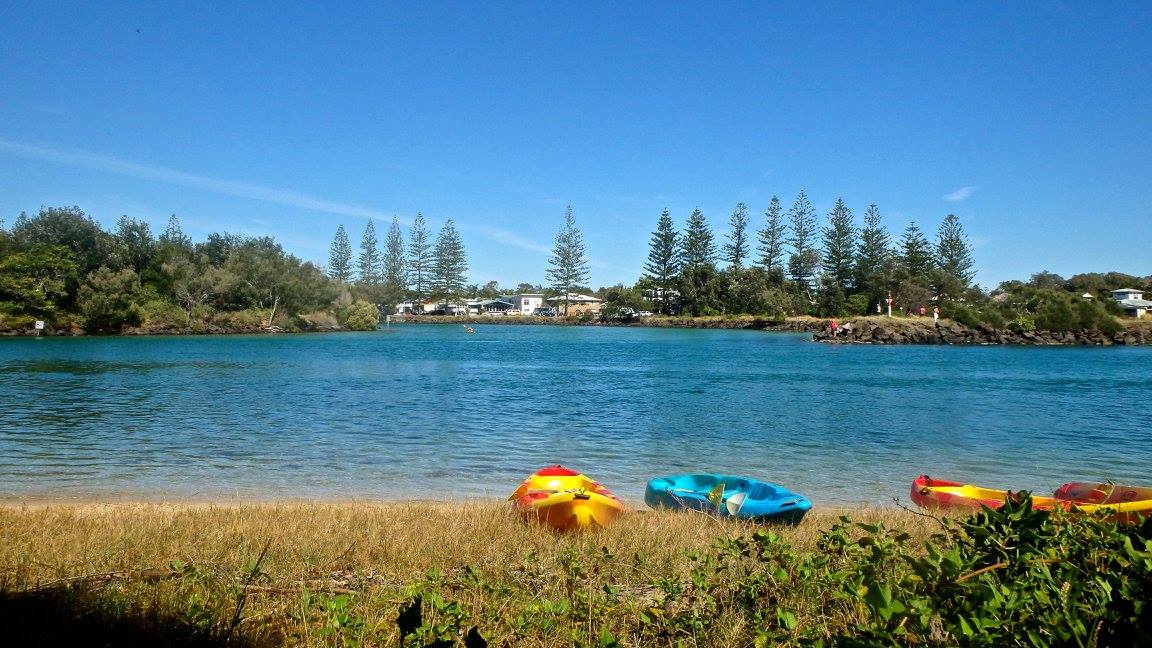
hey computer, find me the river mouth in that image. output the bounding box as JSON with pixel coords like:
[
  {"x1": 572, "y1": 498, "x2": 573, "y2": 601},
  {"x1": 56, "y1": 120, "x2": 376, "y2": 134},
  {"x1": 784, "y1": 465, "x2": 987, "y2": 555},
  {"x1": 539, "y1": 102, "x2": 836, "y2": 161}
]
[{"x1": 2, "y1": 325, "x2": 1149, "y2": 506}]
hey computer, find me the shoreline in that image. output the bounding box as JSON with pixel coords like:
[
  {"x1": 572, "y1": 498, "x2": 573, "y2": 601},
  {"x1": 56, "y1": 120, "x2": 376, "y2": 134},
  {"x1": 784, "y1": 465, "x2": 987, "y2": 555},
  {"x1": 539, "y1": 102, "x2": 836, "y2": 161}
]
[{"x1": 5, "y1": 313, "x2": 1149, "y2": 345}]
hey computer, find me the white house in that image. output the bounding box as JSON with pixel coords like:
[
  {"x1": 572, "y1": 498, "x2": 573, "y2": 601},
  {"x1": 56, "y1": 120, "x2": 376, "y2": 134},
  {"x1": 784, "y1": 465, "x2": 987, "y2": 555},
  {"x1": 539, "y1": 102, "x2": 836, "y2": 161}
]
[
  {"x1": 546, "y1": 293, "x2": 603, "y2": 315},
  {"x1": 1111, "y1": 288, "x2": 1152, "y2": 319},
  {"x1": 504, "y1": 293, "x2": 545, "y2": 315}
]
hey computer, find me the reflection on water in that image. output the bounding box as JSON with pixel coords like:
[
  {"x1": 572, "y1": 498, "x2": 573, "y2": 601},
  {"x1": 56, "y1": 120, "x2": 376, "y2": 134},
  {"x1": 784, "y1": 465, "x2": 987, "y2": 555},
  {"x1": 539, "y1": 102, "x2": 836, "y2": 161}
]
[{"x1": 1, "y1": 327, "x2": 1150, "y2": 505}]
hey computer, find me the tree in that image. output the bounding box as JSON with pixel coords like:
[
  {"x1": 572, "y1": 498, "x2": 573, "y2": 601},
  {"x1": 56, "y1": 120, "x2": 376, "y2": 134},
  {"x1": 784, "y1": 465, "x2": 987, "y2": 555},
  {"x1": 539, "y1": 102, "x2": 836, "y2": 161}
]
[
  {"x1": 786, "y1": 191, "x2": 820, "y2": 291},
  {"x1": 723, "y1": 203, "x2": 750, "y2": 270},
  {"x1": 936, "y1": 213, "x2": 975, "y2": 288},
  {"x1": 341, "y1": 300, "x2": 381, "y2": 331},
  {"x1": 855, "y1": 204, "x2": 893, "y2": 301},
  {"x1": 407, "y1": 213, "x2": 433, "y2": 305},
  {"x1": 11, "y1": 206, "x2": 112, "y2": 275},
  {"x1": 546, "y1": 206, "x2": 591, "y2": 316},
  {"x1": 432, "y1": 219, "x2": 468, "y2": 308},
  {"x1": 821, "y1": 198, "x2": 857, "y2": 292},
  {"x1": 0, "y1": 244, "x2": 80, "y2": 318},
  {"x1": 757, "y1": 196, "x2": 787, "y2": 272},
  {"x1": 328, "y1": 224, "x2": 353, "y2": 282},
  {"x1": 382, "y1": 217, "x2": 407, "y2": 307},
  {"x1": 114, "y1": 215, "x2": 156, "y2": 275},
  {"x1": 159, "y1": 214, "x2": 192, "y2": 251},
  {"x1": 899, "y1": 222, "x2": 935, "y2": 282},
  {"x1": 357, "y1": 219, "x2": 381, "y2": 286},
  {"x1": 643, "y1": 209, "x2": 680, "y2": 314},
  {"x1": 79, "y1": 266, "x2": 143, "y2": 333},
  {"x1": 681, "y1": 208, "x2": 715, "y2": 269}
]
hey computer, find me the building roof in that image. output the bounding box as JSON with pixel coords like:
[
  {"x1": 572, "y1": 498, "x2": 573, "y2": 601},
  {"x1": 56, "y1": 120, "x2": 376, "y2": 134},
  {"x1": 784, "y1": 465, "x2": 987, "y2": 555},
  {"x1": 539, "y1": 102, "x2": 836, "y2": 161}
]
[
  {"x1": 546, "y1": 293, "x2": 603, "y2": 303},
  {"x1": 1111, "y1": 288, "x2": 1144, "y2": 295},
  {"x1": 1119, "y1": 298, "x2": 1152, "y2": 309},
  {"x1": 480, "y1": 299, "x2": 514, "y2": 307}
]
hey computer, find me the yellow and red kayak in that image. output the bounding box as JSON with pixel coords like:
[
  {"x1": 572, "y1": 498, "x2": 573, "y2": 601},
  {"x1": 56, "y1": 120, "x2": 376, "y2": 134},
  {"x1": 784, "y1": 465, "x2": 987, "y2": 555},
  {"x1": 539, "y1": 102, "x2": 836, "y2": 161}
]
[
  {"x1": 912, "y1": 475, "x2": 1152, "y2": 523},
  {"x1": 510, "y1": 465, "x2": 625, "y2": 531}
]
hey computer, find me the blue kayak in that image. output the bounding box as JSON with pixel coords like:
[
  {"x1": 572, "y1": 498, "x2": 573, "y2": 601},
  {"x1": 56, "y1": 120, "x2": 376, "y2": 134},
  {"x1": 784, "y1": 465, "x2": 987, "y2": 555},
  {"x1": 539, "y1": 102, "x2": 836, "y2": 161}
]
[{"x1": 645, "y1": 474, "x2": 812, "y2": 523}]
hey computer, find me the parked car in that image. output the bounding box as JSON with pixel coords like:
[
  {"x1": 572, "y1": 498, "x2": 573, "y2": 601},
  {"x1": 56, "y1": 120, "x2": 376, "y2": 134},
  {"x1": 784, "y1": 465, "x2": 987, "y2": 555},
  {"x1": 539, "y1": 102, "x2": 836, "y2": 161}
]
[
  {"x1": 637, "y1": 311, "x2": 654, "y2": 317},
  {"x1": 533, "y1": 307, "x2": 558, "y2": 317}
]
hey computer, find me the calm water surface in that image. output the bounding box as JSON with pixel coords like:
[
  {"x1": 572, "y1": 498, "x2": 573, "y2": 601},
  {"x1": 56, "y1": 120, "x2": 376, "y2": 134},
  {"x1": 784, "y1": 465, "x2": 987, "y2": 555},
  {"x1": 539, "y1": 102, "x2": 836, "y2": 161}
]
[{"x1": 1, "y1": 325, "x2": 1150, "y2": 505}]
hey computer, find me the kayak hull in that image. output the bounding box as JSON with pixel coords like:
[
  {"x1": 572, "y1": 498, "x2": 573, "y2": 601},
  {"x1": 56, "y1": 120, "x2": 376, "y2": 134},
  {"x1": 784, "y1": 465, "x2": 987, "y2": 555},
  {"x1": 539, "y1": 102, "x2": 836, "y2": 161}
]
[
  {"x1": 645, "y1": 473, "x2": 811, "y2": 523},
  {"x1": 510, "y1": 465, "x2": 624, "y2": 531},
  {"x1": 912, "y1": 475, "x2": 1152, "y2": 523}
]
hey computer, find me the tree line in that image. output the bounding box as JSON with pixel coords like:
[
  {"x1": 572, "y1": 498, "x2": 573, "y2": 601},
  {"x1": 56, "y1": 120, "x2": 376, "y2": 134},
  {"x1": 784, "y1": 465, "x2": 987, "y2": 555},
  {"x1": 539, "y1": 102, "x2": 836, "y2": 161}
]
[
  {"x1": 327, "y1": 205, "x2": 592, "y2": 316},
  {"x1": 629, "y1": 191, "x2": 976, "y2": 320},
  {"x1": 2, "y1": 200, "x2": 1143, "y2": 335},
  {"x1": 0, "y1": 206, "x2": 347, "y2": 333}
]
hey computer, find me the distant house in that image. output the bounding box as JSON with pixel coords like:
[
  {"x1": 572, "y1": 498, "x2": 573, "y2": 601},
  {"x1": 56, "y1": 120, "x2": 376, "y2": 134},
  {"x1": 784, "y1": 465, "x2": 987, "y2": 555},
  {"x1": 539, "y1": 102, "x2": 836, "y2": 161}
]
[
  {"x1": 546, "y1": 293, "x2": 603, "y2": 316},
  {"x1": 478, "y1": 299, "x2": 515, "y2": 315},
  {"x1": 1111, "y1": 288, "x2": 1152, "y2": 319},
  {"x1": 505, "y1": 293, "x2": 545, "y2": 315}
]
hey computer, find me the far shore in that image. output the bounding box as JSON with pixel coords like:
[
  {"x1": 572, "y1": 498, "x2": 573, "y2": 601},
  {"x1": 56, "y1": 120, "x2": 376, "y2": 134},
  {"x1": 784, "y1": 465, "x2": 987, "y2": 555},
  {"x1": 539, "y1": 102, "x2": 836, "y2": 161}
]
[{"x1": 4, "y1": 313, "x2": 1149, "y2": 345}]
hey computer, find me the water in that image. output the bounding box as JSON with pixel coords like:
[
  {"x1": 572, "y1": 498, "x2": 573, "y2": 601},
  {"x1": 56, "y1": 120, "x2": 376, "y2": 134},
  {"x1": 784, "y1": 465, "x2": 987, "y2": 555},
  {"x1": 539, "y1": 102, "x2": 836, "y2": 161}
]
[{"x1": 1, "y1": 325, "x2": 1149, "y2": 506}]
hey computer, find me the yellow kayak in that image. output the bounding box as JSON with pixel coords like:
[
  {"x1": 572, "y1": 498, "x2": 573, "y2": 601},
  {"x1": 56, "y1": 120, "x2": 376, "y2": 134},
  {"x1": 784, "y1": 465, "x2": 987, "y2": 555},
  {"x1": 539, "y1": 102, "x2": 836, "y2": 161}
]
[
  {"x1": 510, "y1": 465, "x2": 625, "y2": 532},
  {"x1": 913, "y1": 475, "x2": 1152, "y2": 523}
]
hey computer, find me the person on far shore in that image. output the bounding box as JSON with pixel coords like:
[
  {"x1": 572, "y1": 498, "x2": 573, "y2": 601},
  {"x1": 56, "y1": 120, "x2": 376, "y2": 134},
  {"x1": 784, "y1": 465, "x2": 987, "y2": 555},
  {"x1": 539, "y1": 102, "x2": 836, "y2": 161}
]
[
  {"x1": 919, "y1": 305, "x2": 926, "y2": 317},
  {"x1": 830, "y1": 317, "x2": 838, "y2": 337},
  {"x1": 933, "y1": 306, "x2": 939, "y2": 323}
]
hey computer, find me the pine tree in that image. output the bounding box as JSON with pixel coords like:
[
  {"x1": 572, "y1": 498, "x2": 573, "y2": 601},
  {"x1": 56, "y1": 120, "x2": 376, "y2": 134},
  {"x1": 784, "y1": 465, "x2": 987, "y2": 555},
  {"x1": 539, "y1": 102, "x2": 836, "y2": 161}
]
[
  {"x1": 854, "y1": 204, "x2": 893, "y2": 299},
  {"x1": 546, "y1": 205, "x2": 591, "y2": 316},
  {"x1": 159, "y1": 214, "x2": 192, "y2": 251},
  {"x1": 357, "y1": 219, "x2": 381, "y2": 285},
  {"x1": 899, "y1": 221, "x2": 935, "y2": 282},
  {"x1": 383, "y1": 217, "x2": 406, "y2": 304},
  {"x1": 786, "y1": 190, "x2": 820, "y2": 289},
  {"x1": 407, "y1": 213, "x2": 433, "y2": 303},
  {"x1": 757, "y1": 196, "x2": 787, "y2": 271},
  {"x1": 723, "y1": 203, "x2": 750, "y2": 270},
  {"x1": 821, "y1": 198, "x2": 857, "y2": 292},
  {"x1": 681, "y1": 208, "x2": 715, "y2": 269},
  {"x1": 936, "y1": 214, "x2": 975, "y2": 286},
  {"x1": 432, "y1": 219, "x2": 468, "y2": 307},
  {"x1": 328, "y1": 224, "x2": 353, "y2": 283},
  {"x1": 644, "y1": 209, "x2": 680, "y2": 315}
]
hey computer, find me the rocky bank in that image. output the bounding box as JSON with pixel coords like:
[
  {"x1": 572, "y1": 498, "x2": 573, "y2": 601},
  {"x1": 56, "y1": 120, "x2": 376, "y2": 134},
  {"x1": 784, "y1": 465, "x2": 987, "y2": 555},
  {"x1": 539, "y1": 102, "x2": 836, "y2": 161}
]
[{"x1": 812, "y1": 317, "x2": 1152, "y2": 346}]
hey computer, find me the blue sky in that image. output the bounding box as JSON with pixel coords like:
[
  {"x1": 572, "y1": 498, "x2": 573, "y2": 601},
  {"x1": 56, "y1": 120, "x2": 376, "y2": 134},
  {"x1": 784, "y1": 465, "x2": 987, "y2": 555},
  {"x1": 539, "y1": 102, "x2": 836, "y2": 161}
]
[{"x1": 1, "y1": 2, "x2": 1149, "y2": 290}]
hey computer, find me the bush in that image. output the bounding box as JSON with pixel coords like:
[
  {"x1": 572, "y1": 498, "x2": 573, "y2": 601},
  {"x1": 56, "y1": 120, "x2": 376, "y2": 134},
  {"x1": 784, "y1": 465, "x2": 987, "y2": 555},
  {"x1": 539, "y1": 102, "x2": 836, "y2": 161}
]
[
  {"x1": 1008, "y1": 314, "x2": 1036, "y2": 333},
  {"x1": 139, "y1": 300, "x2": 189, "y2": 331},
  {"x1": 211, "y1": 308, "x2": 265, "y2": 331},
  {"x1": 340, "y1": 300, "x2": 380, "y2": 331},
  {"x1": 79, "y1": 267, "x2": 144, "y2": 333},
  {"x1": 942, "y1": 301, "x2": 980, "y2": 327},
  {"x1": 844, "y1": 293, "x2": 870, "y2": 316},
  {"x1": 978, "y1": 307, "x2": 1007, "y2": 329}
]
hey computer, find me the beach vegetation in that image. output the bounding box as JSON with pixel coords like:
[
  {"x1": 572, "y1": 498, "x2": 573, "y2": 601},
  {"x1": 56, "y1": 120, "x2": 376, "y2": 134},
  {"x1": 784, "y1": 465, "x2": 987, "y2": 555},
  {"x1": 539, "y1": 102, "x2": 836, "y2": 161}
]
[{"x1": 2, "y1": 500, "x2": 1149, "y2": 646}]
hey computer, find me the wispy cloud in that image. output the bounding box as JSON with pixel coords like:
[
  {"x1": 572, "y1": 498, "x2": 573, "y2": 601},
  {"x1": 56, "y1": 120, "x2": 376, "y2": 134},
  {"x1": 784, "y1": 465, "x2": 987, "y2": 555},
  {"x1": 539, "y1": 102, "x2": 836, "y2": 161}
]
[
  {"x1": 944, "y1": 185, "x2": 978, "y2": 201},
  {"x1": 0, "y1": 138, "x2": 401, "y2": 222},
  {"x1": 456, "y1": 223, "x2": 551, "y2": 254},
  {"x1": 0, "y1": 138, "x2": 554, "y2": 256}
]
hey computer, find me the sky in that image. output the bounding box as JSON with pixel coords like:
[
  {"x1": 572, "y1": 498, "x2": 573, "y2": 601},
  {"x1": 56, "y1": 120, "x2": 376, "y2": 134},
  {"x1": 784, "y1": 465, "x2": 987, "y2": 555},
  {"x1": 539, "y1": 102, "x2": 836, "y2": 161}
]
[{"x1": 1, "y1": 1, "x2": 1150, "y2": 290}]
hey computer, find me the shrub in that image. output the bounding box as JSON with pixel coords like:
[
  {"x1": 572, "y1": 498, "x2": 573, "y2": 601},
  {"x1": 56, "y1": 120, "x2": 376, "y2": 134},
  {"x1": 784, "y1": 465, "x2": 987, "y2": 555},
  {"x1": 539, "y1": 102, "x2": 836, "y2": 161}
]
[
  {"x1": 139, "y1": 300, "x2": 189, "y2": 331},
  {"x1": 340, "y1": 300, "x2": 380, "y2": 331},
  {"x1": 942, "y1": 301, "x2": 980, "y2": 327},
  {"x1": 978, "y1": 307, "x2": 1007, "y2": 329},
  {"x1": 1008, "y1": 314, "x2": 1036, "y2": 334},
  {"x1": 844, "y1": 293, "x2": 870, "y2": 316}
]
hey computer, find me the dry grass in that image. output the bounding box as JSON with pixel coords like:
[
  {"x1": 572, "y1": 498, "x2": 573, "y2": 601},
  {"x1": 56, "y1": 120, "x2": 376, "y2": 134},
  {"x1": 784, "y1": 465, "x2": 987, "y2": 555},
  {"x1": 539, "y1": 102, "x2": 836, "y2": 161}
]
[{"x1": 0, "y1": 501, "x2": 937, "y2": 646}]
